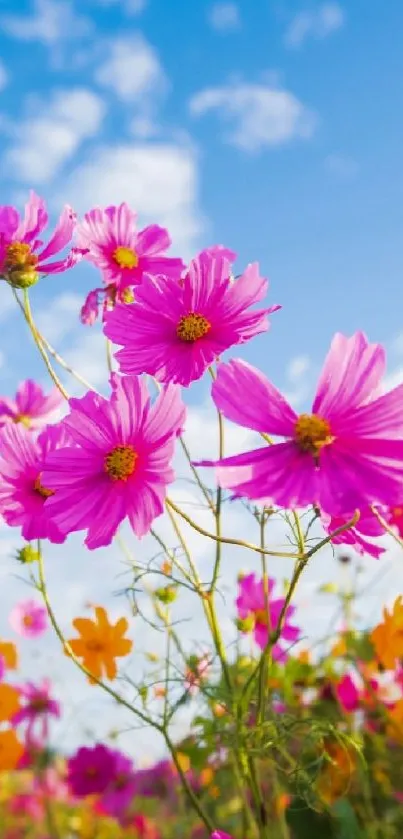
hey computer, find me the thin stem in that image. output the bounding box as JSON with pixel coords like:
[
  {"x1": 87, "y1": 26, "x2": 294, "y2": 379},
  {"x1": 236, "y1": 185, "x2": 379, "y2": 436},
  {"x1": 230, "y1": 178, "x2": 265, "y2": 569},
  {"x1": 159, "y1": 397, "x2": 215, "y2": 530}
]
[
  {"x1": 371, "y1": 506, "x2": 403, "y2": 550},
  {"x1": 179, "y1": 435, "x2": 215, "y2": 513},
  {"x1": 210, "y1": 404, "x2": 224, "y2": 591},
  {"x1": 22, "y1": 290, "x2": 69, "y2": 400},
  {"x1": 166, "y1": 498, "x2": 302, "y2": 560},
  {"x1": 164, "y1": 731, "x2": 215, "y2": 833},
  {"x1": 106, "y1": 337, "x2": 114, "y2": 374}
]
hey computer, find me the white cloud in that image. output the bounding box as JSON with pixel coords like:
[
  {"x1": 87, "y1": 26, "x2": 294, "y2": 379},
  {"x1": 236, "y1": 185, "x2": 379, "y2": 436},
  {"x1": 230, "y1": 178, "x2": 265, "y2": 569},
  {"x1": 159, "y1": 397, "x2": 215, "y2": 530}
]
[
  {"x1": 286, "y1": 355, "x2": 311, "y2": 381},
  {"x1": 36, "y1": 292, "x2": 83, "y2": 345},
  {"x1": 93, "y1": 0, "x2": 147, "y2": 14},
  {"x1": 189, "y1": 80, "x2": 316, "y2": 152},
  {"x1": 95, "y1": 34, "x2": 167, "y2": 107},
  {"x1": 1, "y1": 0, "x2": 92, "y2": 45},
  {"x1": 285, "y1": 3, "x2": 345, "y2": 49},
  {"x1": 208, "y1": 2, "x2": 240, "y2": 32},
  {"x1": 0, "y1": 60, "x2": 8, "y2": 90},
  {"x1": 58, "y1": 142, "x2": 204, "y2": 258},
  {"x1": 324, "y1": 153, "x2": 358, "y2": 178},
  {"x1": 4, "y1": 88, "x2": 106, "y2": 184}
]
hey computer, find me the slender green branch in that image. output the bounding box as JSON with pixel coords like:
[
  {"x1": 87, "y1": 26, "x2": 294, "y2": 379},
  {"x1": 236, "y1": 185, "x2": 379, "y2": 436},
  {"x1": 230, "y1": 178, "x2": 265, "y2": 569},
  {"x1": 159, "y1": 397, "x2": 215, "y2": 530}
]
[{"x1": 22, "y1": 289, "x2": 69, "y2": 400}]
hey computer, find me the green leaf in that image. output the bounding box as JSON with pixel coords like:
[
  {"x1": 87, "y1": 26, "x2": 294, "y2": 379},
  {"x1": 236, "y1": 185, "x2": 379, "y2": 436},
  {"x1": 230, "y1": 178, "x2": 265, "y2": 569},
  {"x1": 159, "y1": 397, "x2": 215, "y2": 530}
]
[
  {"x1": 332, "y1": 799, "x2": 364, "y2": 839},
  {"x1": 286, "y1": 798, "x2": 336, "y2": 839}
]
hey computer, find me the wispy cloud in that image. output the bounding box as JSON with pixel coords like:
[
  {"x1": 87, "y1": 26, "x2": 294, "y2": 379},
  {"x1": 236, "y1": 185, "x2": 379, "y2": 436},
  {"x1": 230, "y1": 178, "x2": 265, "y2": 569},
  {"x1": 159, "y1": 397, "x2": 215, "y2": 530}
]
[
  {"x1": 57, "y1": 142, "x2": 204, "y2": 258},
  {"x1": 93, "y1": 0, "x2": 147, "y2": 15},
  {"x1": 285, "y1": 3, "x2": 345, "y2": 49},
  {"x1": 189, "y1": 79, "x2": 316, "y2": 152},
  {"x1": 208, "y1": 2, "x2": 240, "y2": 32},
  {"x1": 94, "y1": 33, "x2": 167, "y2": 114},
  {"x1": 3, "y1": 88, "x2": 106, "y2": 184},
  {"x1": 1, "y1": 0, "x2": 93, "y2": 64}
]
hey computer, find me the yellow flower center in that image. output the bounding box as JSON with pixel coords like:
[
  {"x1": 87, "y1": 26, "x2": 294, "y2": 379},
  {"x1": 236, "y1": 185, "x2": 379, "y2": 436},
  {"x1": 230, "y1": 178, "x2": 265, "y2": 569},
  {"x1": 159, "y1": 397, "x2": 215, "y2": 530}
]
[
  {"x1": 34, "y1": 475, "x2": 55, "y2": 499},
  {"x1": 113, "y1": 246, "x2": 139, "y2": 269},
  {"x1": 104, "y1": 445, "x2": 137, "y2": 481},
  {"x1": 30, "y1": 697, "x2": 49, "y2": 713},
  {"x1": 23, "y1": 614, "x2": 34, "y2": 627},
  {"x1": 255, "y1": 609, "x2": 270, "y2": 627},
  {"x1": 3, "y1": 242, "x2": 39, "y2": 288},
  {"x1": 294, "y1": 414, "x2": 333, "y2": 456},
  {"x1": 176, "y1": 312, "x2": 211, "y2": 342},
  {"x1": 13, "y1": 414, "x2": 31, "y2": 428}
]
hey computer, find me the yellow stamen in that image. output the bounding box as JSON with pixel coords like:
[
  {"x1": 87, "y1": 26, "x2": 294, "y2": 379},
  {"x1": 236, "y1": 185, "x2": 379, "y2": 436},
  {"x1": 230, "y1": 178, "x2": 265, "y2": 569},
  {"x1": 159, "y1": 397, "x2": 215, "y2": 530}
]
[
  {"x1": 3, "y1": 242, "x2": 39, "y2": 289},
  {"x1": 104, "y1": 445, "x2": 137, "y2": 481},
  {"x1": 23, "y1": 614, "x2": 34, "y2": 627},
  {"x1": 113, "y1": 246, "x2": 139, "y2": 269},
  {"x1": 13, "y1": 414, "x2": 31, "y2": 428},
  {"x1": 255, "y1": 609, "x2": 270, "y2": 627},
  {"x1": 294, "y1": 414, "x2": 333, "y2": 456},
  {"x1": 34, "y1": 475, "x2": 54, "y2": 499},
  {"x1": 176, "y1": 312, "x2": 211, "y2": 342}
]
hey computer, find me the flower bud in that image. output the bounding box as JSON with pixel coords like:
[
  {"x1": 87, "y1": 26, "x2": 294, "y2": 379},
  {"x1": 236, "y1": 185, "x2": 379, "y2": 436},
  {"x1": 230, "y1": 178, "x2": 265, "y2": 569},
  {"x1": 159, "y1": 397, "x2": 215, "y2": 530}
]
[
  {"x1": 236, "y1": 615, "x2": 255, "y2": 633},
  {"x1": 15, "y1": 545, "x2": 40, "y2": 564},
  {"x1": 6, "y1": 268, "x2": 39, "y2": 289},
  {"x1": 154, "y1": 586, "x2": 177, "y2": 604}
]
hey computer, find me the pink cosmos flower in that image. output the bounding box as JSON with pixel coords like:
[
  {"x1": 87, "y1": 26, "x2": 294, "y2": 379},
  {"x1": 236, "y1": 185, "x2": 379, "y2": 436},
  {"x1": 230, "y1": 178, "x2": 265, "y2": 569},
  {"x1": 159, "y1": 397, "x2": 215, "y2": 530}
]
[
  {"x1": 0, "y1": 192, "x2": 83, "y2": 286},
  {"x1": 0, "y1": 380, "x2": 63, "y2": 430},
  {"x1": 12, "y1": 679, "x2": 60, "y2": 742},
  {"x1": 321, "y1": 506, "x2": 386, "y2": 559},
  {"x1": 9, "y1": 600, "x2": 48, "y2": 639},
  {"x1": 236, "y1": 573, "x2": 300, "y2": 659},
  {"x1": 67, "y1": 744, "x2": 117, "y2": 797},
  {"x1": 211, "y1": 832, "x2": 234, "y2": 839},
  {"x1": 76, "y1": 203, "x2": 184, "y2": 323},
  {"x1": 0, "y1": 424, "x2": 71, "y2": 543},
  {"x1": 199, "y1": 333, "x2": 403, "y2": 516},
  {"x1": 336, "y1": 673, "x2": 361, "y2": 712},
  {"x1": 104, "y1": 249, "x2": 279, "y2": 387},
  {"x1": 41, "y1": 374, "x2": 185, "y2": 549},
  {"x1": 101, "y1": 751, "x2": 136, "y2": 819}
]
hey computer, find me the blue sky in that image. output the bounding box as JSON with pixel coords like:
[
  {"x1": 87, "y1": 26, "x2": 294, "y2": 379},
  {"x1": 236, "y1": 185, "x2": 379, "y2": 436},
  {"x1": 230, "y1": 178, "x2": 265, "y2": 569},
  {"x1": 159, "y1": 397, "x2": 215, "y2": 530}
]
[{"x1": 1, "y1": 0, "x2": 403, "y2": 756}]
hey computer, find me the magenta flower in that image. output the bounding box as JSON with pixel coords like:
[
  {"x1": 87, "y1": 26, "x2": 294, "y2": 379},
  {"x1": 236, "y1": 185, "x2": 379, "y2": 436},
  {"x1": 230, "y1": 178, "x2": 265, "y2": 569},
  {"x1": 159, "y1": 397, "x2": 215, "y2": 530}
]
[
  {"x1": 104, "y1": 249, "x2": 279, "y2": 387},
  {"x1": 336, "y1": 674, "x2": 361, "y2": 712},
  {"x1": 101, "y1": 751, "x2": 136, "y2": 819},
  {"x1": 12, "y1": 679, "x2": 60, "y2": 742},
  {"x1": 211, "y1": 832, "x2": 234, "y2": 839},
  {"x1": 321, "y1": 506, "x2": 386, "y2": 559},
  {"x1": 41, "y1": 374, "x2": 185, "y2": 549},
  {"x1": 237, "y1": 573, "x2": 300, "y2": 659},
  {"x1": 67, "y1": 744, "x2": 117, "y2": 797},
  {"x1": 0, "y1": 423, "x2": 71, "y2": 543},
  {"x1": 0, "y1": 192, "x2": 83, "y2": 288},
  {"x1": 199, "y1": 333, "x2": 403, "y2": 516},
  {"x1": 0, "y1": 379, "x2": 63, "y2": 429},
  {"x1": 9, "y1": 599, "x2": 48, "y2": 639},
  {"x1": 76, "y1": 202, "x2": 184, "y2": 291}
]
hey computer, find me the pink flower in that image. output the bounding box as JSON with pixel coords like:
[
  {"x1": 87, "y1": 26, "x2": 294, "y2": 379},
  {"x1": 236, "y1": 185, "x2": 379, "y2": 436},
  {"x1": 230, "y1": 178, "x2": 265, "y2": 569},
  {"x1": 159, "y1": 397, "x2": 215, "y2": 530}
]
[
  {"x1": 0, "y1": 424, "x2": 71, "y2": 543},
  {"x1": 336, "y1": 673, "x2": 361, "y2": 712},
  {"x1": 387, "y1": 504, "x2": 403, "y2": 539},
  {"x1": 12, "y1": 679, "x2": 60, "y2": 742},
  {"x1": 104, "y1": 249, "x2": 279, "y2": 387},
  {"x1": 41, "y1": 374, "x2": 185, "y2": 549},
  {"x1": 236, "y1": 573, "x2": 300, "y2": 659},
  {"x1": 9, "y1": 600, "x2": 47, "y2": 639},
  {"x1": 185, "y1": 654, "x2": 211, "y2": 695},
  {"x1": 0, "y1": 192, "x2": 83, "y2": 287},
  {"x1": 199, "y1": 333, "x2": 403, "y2": 516},
  {"x1": 76, "y1": 202, "x2": 184, "y2": 291},
  {"x1": 101, "y1": 751, "x2": 136, "y2": 819},
  {"x1": 211, "y1": 832, "x2": 234, "y2": 839},
  {"x1": 67, "y1": 744, "x2": 117, "y2": 797},
  {"x1": 0, "y1": 380, "x2": 63, "y2": 430},
  {"x1": 321, "y1": 506, "x2": 386, "y2": 559}
]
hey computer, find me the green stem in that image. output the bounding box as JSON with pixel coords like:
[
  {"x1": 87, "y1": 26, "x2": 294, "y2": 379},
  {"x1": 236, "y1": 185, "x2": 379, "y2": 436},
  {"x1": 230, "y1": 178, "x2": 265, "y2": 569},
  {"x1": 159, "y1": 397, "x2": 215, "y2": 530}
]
[{"x1": 22, "y1": 289, "x2": 69, "y2": 400}]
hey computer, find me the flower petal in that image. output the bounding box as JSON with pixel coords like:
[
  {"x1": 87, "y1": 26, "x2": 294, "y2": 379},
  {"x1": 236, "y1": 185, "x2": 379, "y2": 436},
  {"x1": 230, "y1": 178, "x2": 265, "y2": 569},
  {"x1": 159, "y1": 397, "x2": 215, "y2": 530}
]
[{"x1": 212, "y1": 359, "x2": 297, "y2": 435}]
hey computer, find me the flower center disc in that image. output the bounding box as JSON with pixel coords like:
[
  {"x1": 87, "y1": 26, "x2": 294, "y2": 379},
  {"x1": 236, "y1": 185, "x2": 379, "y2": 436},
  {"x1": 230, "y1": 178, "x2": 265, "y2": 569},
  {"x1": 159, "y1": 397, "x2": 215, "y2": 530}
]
[
  {"x1": 4, "y1": 242, "x2": 38, "y2": 272},
  {"x1": 85, "y1": 639, "x2": 105, "y2": 653},
  {"x1": 255, "y1": 609, "x2": 270, "y2": 627},
  {"x1": 113, "y1": 246, "x2": 139, "y2": 269},
  {"x1": 176, "y1": 312, "x2": 211, "y2": 342},
  {"x1": 294, "y1": 414, "x2": 333, "y2": 456},
  {"x1": 104, "y1": 445, "x2": 137, "y2": 481},
  {"x1": 34, "y1": 474, "x2": 55, "y2": 499}
]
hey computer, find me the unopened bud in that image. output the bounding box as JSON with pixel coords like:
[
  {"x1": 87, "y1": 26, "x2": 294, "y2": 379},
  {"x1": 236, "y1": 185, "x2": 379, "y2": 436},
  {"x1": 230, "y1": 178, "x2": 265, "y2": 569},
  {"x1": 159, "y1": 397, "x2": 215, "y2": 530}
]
[
  {"x1": 155, "y1": 586, "x2": 177, "y2": 604},
  {"x1": 7, "y1": 269, "x2": 39, "y2": 289},
  {"x1": 236, "y1": 615, "x2": 255, "y2": 633},
  {"x1": 15, "y1": 545, "x2": 40, "y2": 564}
]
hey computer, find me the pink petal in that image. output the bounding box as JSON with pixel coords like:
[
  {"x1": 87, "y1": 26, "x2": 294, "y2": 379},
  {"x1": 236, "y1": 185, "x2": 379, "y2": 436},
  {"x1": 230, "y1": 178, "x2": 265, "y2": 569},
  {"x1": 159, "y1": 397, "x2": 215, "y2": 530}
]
[
  {"x1": 312, "y1": 332, "x2": 385, "y2": 420},
  {"x1": 38, "y1": 205, "x2": 76, "y2": 261},
  {"x1": 15, "y1": 192, "x2": 48, "y2": 243},
  {"x1": 212, "y1": 359, "x2": 297, "y2": 435},
  {"x1": 136, "y1": 224, "x2": 171, "y2": 256}
]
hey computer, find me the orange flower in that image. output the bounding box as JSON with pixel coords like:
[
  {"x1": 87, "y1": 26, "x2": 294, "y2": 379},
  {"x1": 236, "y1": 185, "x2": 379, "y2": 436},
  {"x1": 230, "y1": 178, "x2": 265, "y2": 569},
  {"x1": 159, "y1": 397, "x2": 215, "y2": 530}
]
[
  {"x1": 67, "y1": 606, "x2": 133, "y2": 682},
  {"x1": 0, "y1": 729, "x2": 24, "y2": 770},
  {"x1": 0, "y1": 640, "x2": 18, "y2": 670},
  {"x1": 371, "y1": 597, "x2": 403, "y2": 669},
  {"x1": 0, "y1": 683, "x2": 21, "y2": 722},
  {"x1": 387, "y1": 698, "x2": 403, "y2": 743},
  {"x1": 317, "y1": 739, "x2": 357, "y2": 804}
]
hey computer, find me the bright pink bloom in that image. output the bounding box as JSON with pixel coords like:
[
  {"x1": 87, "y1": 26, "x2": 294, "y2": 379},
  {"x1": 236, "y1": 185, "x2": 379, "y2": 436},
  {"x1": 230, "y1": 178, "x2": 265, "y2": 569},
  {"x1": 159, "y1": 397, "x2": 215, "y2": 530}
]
[
  {"x1": 0, "y1": 424, "x2": 70, "y2": 543},
  {"x1": 104, "y1": 249, "x2": 279, "y2": 387},
  {"x1": 236, "y1": 573, "x2": 300, "y2": 659},
  {"x1": 211, "y1": 832, "x2": 234, "y2": 839},
  {"x1": 101, "y1": 751, "x2": 136, "y2": 819},
  {"x1": 12, "y1": 679, "x2": 60, "y2": 742},
  {"x1": 336, "y1": 674, "x2": 360, "y2": 712},
  {"x1": 9, "y1": 793, "x2": 43, "y2": 820},
  {"x1": 67, "y1": 744, "x2": 116, "y2": 797},
  {"x1": 199, "y1": 334, "x2": 403, "y2": 516},
  {"x1": 41, "y1": 374, "x2": 185, "y2": 549},
  {"x1": 0, "y1": 191, "x2": 83, "y2": 279},
  {"x1": 9, "y1": 599, "x2": 47, "y2": 639},
  {"x1": 76, "y1": 202, "x2": 184, "y2": 290},
  {"x1": 0, "y1": 380, "x2": 63, "y2": 429},
  {"x1": 321, "y1": 506, "x2": 386, "y2": 559}
]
